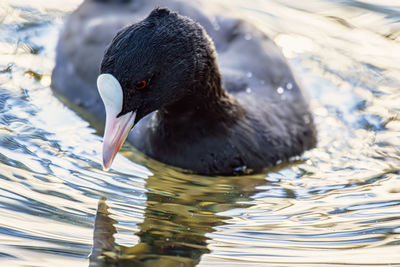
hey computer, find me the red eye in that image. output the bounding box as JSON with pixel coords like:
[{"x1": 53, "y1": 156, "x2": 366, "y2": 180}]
[{"x1": 135, "y1": 80, "x2": 147, "y2": 90}]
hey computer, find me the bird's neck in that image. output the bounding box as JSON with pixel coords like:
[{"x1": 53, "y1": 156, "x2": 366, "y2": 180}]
[{"x1": 158, "y1": 67, "x2": 244, "y2": 125}]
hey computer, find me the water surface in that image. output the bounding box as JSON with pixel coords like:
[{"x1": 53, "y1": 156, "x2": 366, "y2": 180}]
[{"x1": 0, "y1": 0, "x2": 399, "y2": 266}]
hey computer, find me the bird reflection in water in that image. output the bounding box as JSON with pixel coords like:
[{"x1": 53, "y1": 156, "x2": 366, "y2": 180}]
[{"x1": 89, "y1": 161, "x2": 271, "y2": 267}]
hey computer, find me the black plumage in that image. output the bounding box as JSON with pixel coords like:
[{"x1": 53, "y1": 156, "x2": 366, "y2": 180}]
[{"x1": 52, "y1": 1, "x2": 317, "y2": 175}]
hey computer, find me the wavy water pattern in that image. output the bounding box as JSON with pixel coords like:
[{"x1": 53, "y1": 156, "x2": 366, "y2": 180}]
[{"x1": 0, "y1": 0, "x2": 399, "y2": 266}]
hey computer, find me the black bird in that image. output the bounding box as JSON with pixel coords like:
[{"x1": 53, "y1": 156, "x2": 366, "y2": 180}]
[{"x1": 52, "y1": 1, "x2": 317, "y2": 175}]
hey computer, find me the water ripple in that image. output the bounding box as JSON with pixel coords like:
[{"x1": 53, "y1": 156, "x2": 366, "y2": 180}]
[{"x1": 0, "y1": 0, "x2": 399, "y2": 266}]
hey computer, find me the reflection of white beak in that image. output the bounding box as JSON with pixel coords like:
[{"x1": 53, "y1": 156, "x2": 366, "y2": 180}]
[{"x1": 97, "y1": 74, "x2": 135, "y2": 170}]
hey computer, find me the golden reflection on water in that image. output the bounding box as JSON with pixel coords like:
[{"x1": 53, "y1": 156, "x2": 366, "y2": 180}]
[
  {"x1": 0, "y1": 0, "x2": 400, "y2": 266},
  {"x1": 90, "y1": 149, "x2": 270, "y2": 266}
]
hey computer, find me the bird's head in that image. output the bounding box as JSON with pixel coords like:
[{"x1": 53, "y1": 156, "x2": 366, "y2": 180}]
[{"x1": 97, "y1": 8, "x2": 216, "y2": 169}]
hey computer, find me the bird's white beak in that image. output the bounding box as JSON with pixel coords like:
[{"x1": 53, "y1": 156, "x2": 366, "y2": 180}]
[{"x1": 97, "y1": 73, "x2": 136, "y2": 170}]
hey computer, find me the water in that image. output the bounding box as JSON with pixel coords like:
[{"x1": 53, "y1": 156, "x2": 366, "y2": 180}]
[{"x1": 0, "y1": 0, "x2": 400, "y2": 266}]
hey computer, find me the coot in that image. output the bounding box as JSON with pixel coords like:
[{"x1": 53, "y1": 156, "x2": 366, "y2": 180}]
[{"x1": 52, "y1": 0, "x2": 317, "y2": 175}]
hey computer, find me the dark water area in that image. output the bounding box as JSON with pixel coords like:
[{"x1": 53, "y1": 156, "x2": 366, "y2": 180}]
[{"x1": 0, "y1": 0, "x2": 399, "y2": 266}]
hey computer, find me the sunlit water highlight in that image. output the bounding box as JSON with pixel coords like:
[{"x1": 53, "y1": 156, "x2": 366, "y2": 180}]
[{"x1": 0, "y1": 0, "x2": 399, "y2": 266}]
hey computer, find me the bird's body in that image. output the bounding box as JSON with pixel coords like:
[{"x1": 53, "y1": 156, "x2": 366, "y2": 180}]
[{"x1": 52, "y1": 0, "x2": 317, "y2": 175}]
